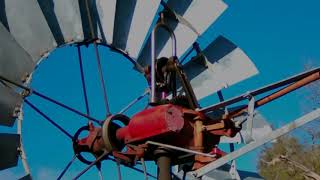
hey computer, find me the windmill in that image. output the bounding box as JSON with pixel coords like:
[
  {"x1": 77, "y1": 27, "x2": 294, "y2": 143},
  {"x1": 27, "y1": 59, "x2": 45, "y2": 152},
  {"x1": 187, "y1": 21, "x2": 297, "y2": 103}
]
[{"x1": 0, "y1": 0, "x2": 319, "y2": 180}]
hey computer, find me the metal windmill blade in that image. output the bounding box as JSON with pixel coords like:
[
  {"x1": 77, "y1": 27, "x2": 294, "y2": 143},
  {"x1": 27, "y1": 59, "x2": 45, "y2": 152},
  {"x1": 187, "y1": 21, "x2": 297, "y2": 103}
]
[
  {"x1": 36, "y1": 0, "x2": 84, "y2": 45},
  {"x1": 137, "y1": 0, "x2": 228, "y2": 66},
  {"x1": 0, "y1": 0, "x2": 57, "y2": 62},
  {"x1": 182, "y1": 35, "x2": 259, "y2": 100},
  {"x1": 0, "y1": 85, "x2": 22, "y2": 127},
  {"x1": 0, "y1": 1, "x2": 318, "y2": 180},
  {"x1": 0, "y1": 133, "x2": 20, "y2": 170},
  {"x1": 0, "y1": 23, "x2": 35, "y2": 86}
]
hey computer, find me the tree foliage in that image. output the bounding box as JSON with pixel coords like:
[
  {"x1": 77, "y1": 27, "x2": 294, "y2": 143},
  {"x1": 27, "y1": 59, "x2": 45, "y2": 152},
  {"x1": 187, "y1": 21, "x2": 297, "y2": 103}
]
[
  {"x1": 258, "y1": 62, "x2": 320, "y2": 179},
  {"x1": 258, "y1": 136, "x2": 320, "y2": 180}
]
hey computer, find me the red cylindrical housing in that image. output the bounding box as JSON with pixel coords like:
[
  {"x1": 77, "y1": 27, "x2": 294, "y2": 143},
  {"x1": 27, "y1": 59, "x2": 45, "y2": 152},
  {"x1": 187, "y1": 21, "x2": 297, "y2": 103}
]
[{"x1": 116, "y1": 104, "x2": 185, "y2": 144}]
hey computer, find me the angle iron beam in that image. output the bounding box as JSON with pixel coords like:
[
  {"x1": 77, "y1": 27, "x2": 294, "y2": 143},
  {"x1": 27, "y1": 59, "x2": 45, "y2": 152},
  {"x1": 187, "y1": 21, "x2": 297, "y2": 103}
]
[{"x1": 193, "y1": 108, "x2": 320, "y2": 177}]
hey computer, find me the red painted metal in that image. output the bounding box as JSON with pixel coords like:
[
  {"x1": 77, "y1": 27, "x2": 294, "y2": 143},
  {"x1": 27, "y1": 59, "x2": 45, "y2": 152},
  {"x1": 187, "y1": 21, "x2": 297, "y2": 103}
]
[{"x1": 116, "y1": 104, "x2": 185, "y2": 144}]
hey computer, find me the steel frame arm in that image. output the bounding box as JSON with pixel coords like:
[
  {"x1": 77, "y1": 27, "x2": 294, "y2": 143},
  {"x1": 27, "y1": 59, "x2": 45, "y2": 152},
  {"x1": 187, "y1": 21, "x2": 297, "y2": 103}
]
[
  {"x1": 200, "y1": 67, "x2": 320, "y2": 113},
  {"x1": 193, "y1": 108, "x2": 320, "y2": 177}
]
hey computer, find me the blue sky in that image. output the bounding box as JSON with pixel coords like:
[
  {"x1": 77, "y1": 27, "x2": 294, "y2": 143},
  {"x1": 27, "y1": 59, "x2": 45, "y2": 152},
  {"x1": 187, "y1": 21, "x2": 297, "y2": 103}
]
[{"x1": 1, "y1": 0, "x2": 320, "y2": 179}]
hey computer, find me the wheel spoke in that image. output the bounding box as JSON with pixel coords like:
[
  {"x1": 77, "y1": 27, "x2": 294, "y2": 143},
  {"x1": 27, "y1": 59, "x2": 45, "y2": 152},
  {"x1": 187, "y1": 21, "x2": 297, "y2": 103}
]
[
  {"x1": 57, "y1": 154, "x2": 77, "y2": 180},
  {"x1": 73, "y1": 151, "x2": 108, "y2": 180},
  {"x1": 115, "y1": 158, "x2": 122, "y2": 180},
  {"x1": 31, "y1": 91, "x2": 101, "y2": 124},
  {"x1": 0, "y1": 74, "x2": 101, "y2": 123},
  {"x1": 77, "y1": 46, "x2": 90, "y2": 120},
  {"x1": 98, "y1": 167, "x2": 104, "y2": 180},
  {"x1": 83, "y1": 0, "x2": 111, "y2": 117},
  {"x1": 118, "y1": 89, "x2": 149, "y2": 114},
  {"x1": 93, "y1": 42, "x2": 111, "y2": 117},
  {"x1": 24, "y1": 100, "x2": 73, "y2": 139},
  {"x1": 107, "y1": 157, "x2": 157, "y2": 179}
]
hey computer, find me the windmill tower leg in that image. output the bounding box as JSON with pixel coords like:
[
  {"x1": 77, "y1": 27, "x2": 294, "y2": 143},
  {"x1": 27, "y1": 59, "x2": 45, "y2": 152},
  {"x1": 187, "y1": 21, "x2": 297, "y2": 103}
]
[
  {"x1": 157, "y1": 155, "x2": 172, "y2": 180},
  {"x1": 156, "y1": 149, "x2": 172, "y2": 180}
]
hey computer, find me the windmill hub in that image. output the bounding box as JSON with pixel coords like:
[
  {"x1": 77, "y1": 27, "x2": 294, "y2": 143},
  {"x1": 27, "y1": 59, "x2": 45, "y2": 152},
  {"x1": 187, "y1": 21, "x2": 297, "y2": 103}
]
[{"x1": 72, "y1": 104, "x2": 239, "y2": 169}]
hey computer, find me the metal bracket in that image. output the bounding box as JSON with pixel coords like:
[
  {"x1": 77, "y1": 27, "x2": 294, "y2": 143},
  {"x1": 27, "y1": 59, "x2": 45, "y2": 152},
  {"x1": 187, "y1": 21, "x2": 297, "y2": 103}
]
[
  {"x1": 245, "y1": 94, "x2": 255, "y2": 143},
  {"x1": 193, "y1": 108, "x2": 320, "y2": 177},
  {"x1": 229, "y1": 160, "x2": 240, "y2": 180},
  {"x1": 234, "y1": 93, "x2": 255, "y2": 144}
]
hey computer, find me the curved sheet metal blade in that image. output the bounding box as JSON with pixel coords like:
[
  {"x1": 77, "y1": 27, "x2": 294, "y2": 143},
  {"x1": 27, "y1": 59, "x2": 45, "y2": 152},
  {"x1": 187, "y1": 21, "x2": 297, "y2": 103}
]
[
  {"x1": 37, "y1": 0, "x2": 84, "y2": 45},
  {"x1": 112, "y1": 0, "x2": 138, "y2": 50},
  {"x1": 158, "y1": 0, "x2": 227, "y2": 58},
  {"x1": 137, "y1": 0, "x2": 227, "y2": 67},
  {"x1": 183, "y1": 35, "x2": 259, "y2": 100},
  {"x1": 137, "y1": 0, "x2": 194, "y2": 67},
  {"x1": 0, "y1": 133, "x2": 20, "y2": 170},
  {"x1": 0, "y1": 85, "x2": 22, "y2": 127},
  {"x1": 123, "y1": 0, "x2": 161, "y2": 59},
  {"x1": 92, "y1": 0, "x2": 117, "y2": 43},
  {"x1": 0, "y1": 23, "x2": 34, "y2": 85},
  {"x1": 1, "y1": 0, "x2": 57, "y2": 62}
]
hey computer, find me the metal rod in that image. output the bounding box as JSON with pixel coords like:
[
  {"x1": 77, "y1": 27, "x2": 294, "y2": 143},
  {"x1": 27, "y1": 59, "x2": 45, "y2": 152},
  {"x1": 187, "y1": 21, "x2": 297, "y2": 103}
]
[
  {"x1": 116, "y1": 158, "x2": 122, "y2": 180},
  {"x1": 150, "y1": 20, "x2": 177, "y2": 104},
  {"x1": 73, "y1": 151, "x2": 108, "y2": 180},
  {"x1": 151, "y1": 27, "x2": 156, "y2": 103},
  {"x1": 107, "y1": 157, "x2": 157, "y2": 179},
  {"x1": 119, "y1": 90, "x2": 149, "y2": 114},
  {"x1": 98, "y1": 168, "x2": 104, "y2": 180},
  {"x1": 32, "y1": 91, "x2": 101, "y2": 124},
  {"x1": 84, "y1": 0, "x2": 111, "y2": 117},
  {"x1": 93, "y1": 42, "x2": 112, "y2": 117},
  {"x1": 200, "y1": 68, "x2": 320, "y2": 113},
  {"x1": 146, "y1": 141, "x2": 216, "y2": 158},
  {"x1": 194, "y1": 108, "x2": 320, "y2": 177},
  {"x1": 141, "y1": 158, "x2": 148, "y2": 180},
  {"x1": 230, "y1": 71, "x2": 320, "y2": 118},
  {"x1": 0, "y1": 75, "x2": 101, "y2": 123},
  {"x1": 57, "y1": 154, "x2": 77, "y2": 180},
  {"x1": 24, "y1": 100, "x2": 73, "y2": 139},
  {"x1": 77, "y1": 46, "x2": 90, "y2": 119}
]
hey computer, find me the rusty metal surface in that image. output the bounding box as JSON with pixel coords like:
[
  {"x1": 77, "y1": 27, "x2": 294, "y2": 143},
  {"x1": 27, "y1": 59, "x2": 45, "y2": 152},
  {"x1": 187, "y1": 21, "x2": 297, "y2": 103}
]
[
  {"x1": 0, "y1": 133, "x2": 20, "y2": 170},
  {"x1": 200, "y1": 67, "x2": 320, "y2": 114},
  {"x1": 194, "y1": 108, "x2": 320, "y2": 177},
  {"x1": 220, "y1": 111, "x2": 273, "y2": 144},
  {"x1": 37, "y1": 0, "x2": 84, "y2": 45},
  {"x1": 229, "y1": 71, "x2": 320, "y2": 118},
  {"x1": 182, "y1": 36, "x2": 258, "y2": 100},
  {"x1": 1, "y1": 0, "x2": 57, "y2": 62},
  {"x1": 0, "y1": 85, "x2": 22, "y2": 127},
  {"x1": 0, "y1": 23, "x2": 34, "y2": 84}
]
